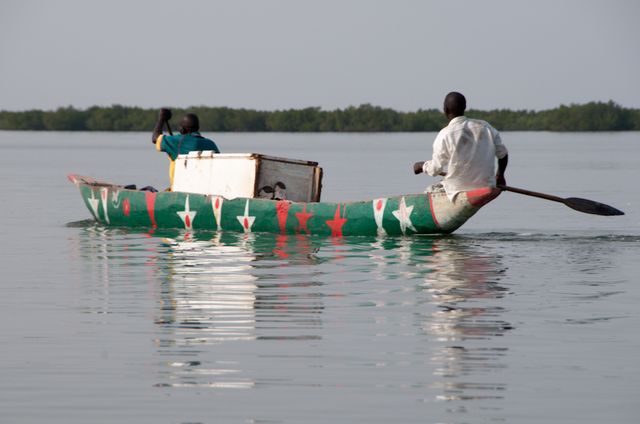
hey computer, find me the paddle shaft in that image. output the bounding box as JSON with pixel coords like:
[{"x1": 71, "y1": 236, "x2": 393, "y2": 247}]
[
  {"x1": 497, "y1": 184, "x2": 624, "y2": 216},
  {"x1": 498, "y1": 185, "x2": 565, "y2": 203},
  {"x1": 165, "y1": 120, "x2": 173, "y2": 136}
]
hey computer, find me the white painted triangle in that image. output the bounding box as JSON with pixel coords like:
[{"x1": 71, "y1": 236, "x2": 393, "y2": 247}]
[
  {"x1": 100, "y1": 187, "x2": 110, "y2": 224},
  {"x1": 88, "y1": 190, "x2": 100, "y2": 220},
  {"x1": 212, "y1": 196, "x2": 224, "y2": 230},
  {"x1": 373, "y1": 198, "x2": 387, "y2": 235}
]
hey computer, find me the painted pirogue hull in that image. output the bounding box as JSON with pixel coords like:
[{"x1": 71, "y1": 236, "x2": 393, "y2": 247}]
[{"x1": 68, "y1": 174, "x2": 499, "y2": 236}]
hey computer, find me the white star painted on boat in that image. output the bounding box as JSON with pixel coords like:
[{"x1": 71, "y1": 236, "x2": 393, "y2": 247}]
[
  {"x1": 87, "y1": 190, "x2": 100, "y2": 220},
  {"x1": 236, "y1": 200, "x2": 256, "y2": 233},
  {"x1": 177, "y1": 196, "x2": 197, "y2": 230},
  {"x1": 392, "y1": 197, "x2": 416, "y2": 235}
]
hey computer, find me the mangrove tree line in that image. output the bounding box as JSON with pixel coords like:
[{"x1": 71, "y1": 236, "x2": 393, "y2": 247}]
[{"x1": 1, "y1": 101, "x2": 639, "y2": 132}]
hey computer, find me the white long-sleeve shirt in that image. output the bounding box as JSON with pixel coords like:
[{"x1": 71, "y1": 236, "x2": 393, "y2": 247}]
[{"x1": 423, "y1": 116, "x2": 508, "y2": 200}]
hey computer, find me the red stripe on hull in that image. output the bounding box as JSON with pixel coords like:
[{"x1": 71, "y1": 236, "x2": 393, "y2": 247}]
[
  {"x1": 428, "y1": 193, "x2": 440, "y2": 229},
  {"x1": 145, "y1": 192, "x2": 157, "y2": 227}
]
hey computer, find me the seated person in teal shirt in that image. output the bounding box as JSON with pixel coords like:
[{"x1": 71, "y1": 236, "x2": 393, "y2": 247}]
[{"x1": 152, "y1": 108, "x2": 220, "y2": 186}]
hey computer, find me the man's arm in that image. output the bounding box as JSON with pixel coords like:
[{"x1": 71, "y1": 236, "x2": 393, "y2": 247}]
[
  {"x1": 490, "y1": 125, "x2": 508, "y2": 187},
  {"x1": 413, "y1": 161, "x2": 445, "y2": 176},
  {"x1": 496, "y1": 154, "x2": 508, "y2": 186},
  {"x1": 414, "y1": 136, "x2": 448, "y2": 176},
  {"x1": 152, "y1": 108, "x2": 172, "y2": 145}
]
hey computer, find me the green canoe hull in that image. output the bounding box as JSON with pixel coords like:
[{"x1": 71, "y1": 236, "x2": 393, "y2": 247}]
[{"x1": 68, "y1": 175, "x2": 499, "y2": 236}]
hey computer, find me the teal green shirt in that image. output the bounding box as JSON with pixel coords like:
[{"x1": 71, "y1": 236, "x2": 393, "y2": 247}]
[{"x1": 157, "y1": 132, "x2": 220, "y2": 161}]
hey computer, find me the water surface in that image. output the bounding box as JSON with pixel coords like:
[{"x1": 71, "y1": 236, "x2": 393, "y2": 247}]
[{"x1": 0, "y1": 131, "x2": 638, "y2": 423}]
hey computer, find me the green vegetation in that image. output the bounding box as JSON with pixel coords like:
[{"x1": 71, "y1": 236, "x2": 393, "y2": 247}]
[{"x1": 1, "y1": 101, "x2": 639, "y2": 132}]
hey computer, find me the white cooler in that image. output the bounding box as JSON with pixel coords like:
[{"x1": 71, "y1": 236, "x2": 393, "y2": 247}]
[{"x1": 171, "y1": 152, "x2": 323, "y2": 202}]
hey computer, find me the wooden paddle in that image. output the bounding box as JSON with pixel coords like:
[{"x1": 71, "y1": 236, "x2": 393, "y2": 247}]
[
  {"x1": 165, "y1": 120, "x2": 173, "y2": 136},
  {"x1": 497, "y1": 185, "x2": 624, "y2": 216}
]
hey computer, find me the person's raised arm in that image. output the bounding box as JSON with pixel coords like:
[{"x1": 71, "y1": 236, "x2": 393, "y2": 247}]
[{"x1": 152, "y1": 108, "x2": 172, "y2": 144}]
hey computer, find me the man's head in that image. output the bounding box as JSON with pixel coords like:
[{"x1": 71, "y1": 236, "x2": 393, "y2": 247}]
[
  {"x1": 443, "y1": 92, "x2": 466, "y2": 120},
  {"x1": 179, "y1": 113, "x2": 200, "y2": 134}
]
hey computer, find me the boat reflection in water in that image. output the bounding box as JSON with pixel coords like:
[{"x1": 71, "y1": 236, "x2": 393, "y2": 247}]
[
  {"x1": 71, "y1": 224, "x2": 512, "y2": 420},
  {"x1": 416, "y1": 237, "x2": 512, "y2": 414},
  {"x1": 153, "y1": 231, "x2": 325, "y2": 389}
]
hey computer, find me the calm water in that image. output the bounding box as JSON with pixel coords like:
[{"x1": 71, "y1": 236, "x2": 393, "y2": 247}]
[{"x1": 1, "y1": 131, "x2": 639, "y2": 424}]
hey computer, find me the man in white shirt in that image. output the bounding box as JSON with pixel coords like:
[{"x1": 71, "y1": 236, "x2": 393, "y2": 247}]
[{"x1": 414, "y1": 92, "x2": 509, "y2": 200}]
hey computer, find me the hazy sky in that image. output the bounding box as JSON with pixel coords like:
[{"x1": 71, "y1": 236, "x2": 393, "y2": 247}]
[{"x1": 1, "y1": 0, "x2": 638, "y2": 111}]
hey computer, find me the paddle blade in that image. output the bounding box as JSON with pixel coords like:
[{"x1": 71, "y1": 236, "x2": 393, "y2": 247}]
[{"x1": 564, "y1": 197, "x2": 625, "y2": 216}]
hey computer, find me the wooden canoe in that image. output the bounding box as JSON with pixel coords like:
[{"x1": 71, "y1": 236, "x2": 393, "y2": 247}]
[{"x1": 68, "y1": 174, "x2": 499, "y2": 236}]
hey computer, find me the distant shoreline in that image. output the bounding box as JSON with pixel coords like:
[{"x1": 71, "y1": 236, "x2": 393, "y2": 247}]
[{"x1": 1, "y1": 101, "x2": 639, "y2": 132}]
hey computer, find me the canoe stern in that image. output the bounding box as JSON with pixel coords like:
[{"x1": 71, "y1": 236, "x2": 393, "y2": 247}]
[{"x1": 429, "y1": 187, "x2": 500, "y2": 233}]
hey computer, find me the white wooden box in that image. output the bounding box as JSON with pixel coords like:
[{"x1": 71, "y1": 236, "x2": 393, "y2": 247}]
[{"x1": 171, "y1": 152, "x2": 323, "y2": 202}]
